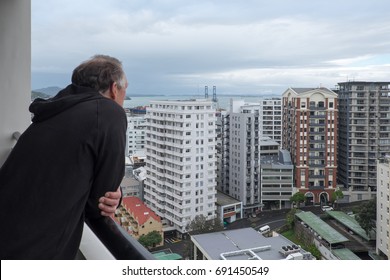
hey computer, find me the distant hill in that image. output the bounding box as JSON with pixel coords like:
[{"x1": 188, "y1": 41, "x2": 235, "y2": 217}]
[
  {"x1": 31, "y1": 86, "x2": 132, "y2": 101},
  {"x1": 33, "y1": 86, "x2": 63, "y2": 96},
  {"x1": 31, "y1": 91, "x2": 51, "y2": 100}
]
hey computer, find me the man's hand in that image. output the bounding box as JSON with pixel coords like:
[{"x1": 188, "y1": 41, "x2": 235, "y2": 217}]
[{"x1": 98, "y1": 187, "x2": 122, "y2": 217}]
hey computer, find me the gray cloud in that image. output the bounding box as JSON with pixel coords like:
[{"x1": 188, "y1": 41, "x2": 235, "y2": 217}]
[{"x1": 32, "y1": 0, "x2": 390, "y2": 95}]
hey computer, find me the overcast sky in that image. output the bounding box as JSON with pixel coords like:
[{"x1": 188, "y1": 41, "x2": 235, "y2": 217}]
[{"x1": 32, "y1": 0, "x2": 390, "y2": 96}]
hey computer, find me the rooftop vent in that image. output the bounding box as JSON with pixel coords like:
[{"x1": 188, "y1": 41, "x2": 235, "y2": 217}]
[{"x1": 279, "y1": 244, "x2": 300, "y2": 256}]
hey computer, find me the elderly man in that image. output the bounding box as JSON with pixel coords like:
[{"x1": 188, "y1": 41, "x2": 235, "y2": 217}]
[{"x1": 0, "y1": 55, "x2": 128, "y2": 259}]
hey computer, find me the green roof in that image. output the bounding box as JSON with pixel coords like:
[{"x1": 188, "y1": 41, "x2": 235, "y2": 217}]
[
  {"x1": 152, "y1": 252, "x2": 168, "y2": 257},
  {"x1": 295, "y1": 211, "x2": 349, "y2": 244},
  {"x1": 325, "y1": 211, "x2": 372, "y2": 241},
  {"x1": 332, "y1": 248, "x2": 361, "y2": 260},
  {"x1": 152, "y1": 252, "x2": 182, "y2": 260}
]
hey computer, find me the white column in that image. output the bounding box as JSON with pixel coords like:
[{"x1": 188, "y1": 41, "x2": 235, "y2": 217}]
[{"x1": 0, "y1": 0, "x2": 31, "y2": 166}]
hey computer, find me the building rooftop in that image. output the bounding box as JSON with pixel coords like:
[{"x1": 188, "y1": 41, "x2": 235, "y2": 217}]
[
  {"x1": 337, "y1": 81, "x2": 390, "y2": 85},
  {"x1": 326, "y1": 211, "x2": 373, "y2": 241},
  {"x1": 191, "y1": 227, "x2": 313, "y2": 260},
  {"x1": 122, "y1": 197, "x2": 161, "y2": 226},
  {"x1": 279, "y1": 150, "x2": 292, "y2": 165},
  {"x1": 133, "y1": 166, "x2": 146, "y2": 181},
  {"x1": 216, "y1": 191, "x2": 241, "y2": 206},
  {"x1": 332, "y1": 248, "x2": 361, "y2": 260},
  {"x1": 120, "y1": 176, "x2": 141, "y2": 188},
  {"x1": 153, "y1": 251, "x2": 182, "y2": 260},
  {"x1": 295, "y1": 211, "x2": 349, "y2": 244},
  {"x1": 291, "y1": 87, "x2": 335, "y2": 95}
]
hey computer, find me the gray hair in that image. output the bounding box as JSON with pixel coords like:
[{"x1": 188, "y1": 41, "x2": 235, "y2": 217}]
[{"x1": 71, "y1": 54, "x2": 126, "y2": 93}]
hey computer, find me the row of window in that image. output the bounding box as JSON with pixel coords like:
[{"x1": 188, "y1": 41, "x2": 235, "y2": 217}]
[
  {"x1": 149, "y1": 104, "x2": 214, "y2": 110},
  {"x1": 300, "y1": 101, "x2": 334, "y2": 108}
]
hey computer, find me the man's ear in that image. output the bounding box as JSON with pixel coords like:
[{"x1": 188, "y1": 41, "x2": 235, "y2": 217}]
[{"x1": 109, "y1": 82, "x2": 118, "y2": 100}]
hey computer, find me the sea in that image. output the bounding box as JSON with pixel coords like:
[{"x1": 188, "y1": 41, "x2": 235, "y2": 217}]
[{"x1": 123, "y1": 94, "x2": 281, "y2": 111}]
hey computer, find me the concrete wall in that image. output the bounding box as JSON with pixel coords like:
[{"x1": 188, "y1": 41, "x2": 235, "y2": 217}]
[{"x1": 0, "y1": 0, "x2": 31, "y2": 166}]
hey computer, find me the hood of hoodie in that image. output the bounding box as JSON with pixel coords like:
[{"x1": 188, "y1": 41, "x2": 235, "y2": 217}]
[{"x1": 29, "y1": 84, "x2": 106, "y2": 123}]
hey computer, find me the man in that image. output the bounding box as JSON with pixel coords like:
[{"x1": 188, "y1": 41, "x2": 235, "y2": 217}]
[{"x1": 0, "y1": 55, "x2": 128, "y2": 259}]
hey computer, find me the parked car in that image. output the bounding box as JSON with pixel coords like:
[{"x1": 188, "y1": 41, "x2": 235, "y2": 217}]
[{"x1": 321, "y1": 205, "x2": 334, "y2": 212}]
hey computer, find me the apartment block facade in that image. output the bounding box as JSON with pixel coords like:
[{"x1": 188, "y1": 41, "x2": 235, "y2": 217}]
[
  {"x1": 260, "y1": 149, "x2": 294, "y2": 210},
  {"x1": 337, "y1": 82, "x2": 390, "y2": 194},
  {"x1": 229, "y1": 99, "x2": 282, "y2": 145},
  {"x1": 126, "y1": 114, "x2": 146, "y2": 156},
  {"x1": 216, "y1": 110, "x2": 230, "y2": 194},
  {"x1": 217, "y1": 99, "x2": 285, "y2": 215},
  {"x1": 377, "y1": 156, "x2": 390, "y2": 259},
  {"x1": 282, "y1": 88, "x2": 338, "y2": 204},
  {"x1": 144, "y1": 99, "x2": 217, "y2": 235}
]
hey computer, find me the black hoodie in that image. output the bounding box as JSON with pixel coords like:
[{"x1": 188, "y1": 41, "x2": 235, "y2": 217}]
[{"x1": 0, "y1": 84, "x2": 127, "y2": 259}]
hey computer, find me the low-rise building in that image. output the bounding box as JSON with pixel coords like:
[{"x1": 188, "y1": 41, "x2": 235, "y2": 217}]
[
  {"x1": 115, "y1": 196, "x2": 163, "y2": 247},
  {"x1": 295, "y1": 211, "x2": 362, "y2": 260},
  {"x1": 216, "y1": 191, "x2": 243, "y2": 225},
  {"x1": 120, "y1": 176, "x2": 142, "y2": 198},
  {"x1": 191, "y1": 227, "x2": 314, "y2": 260},
  {"x1": 260, "y1": 147, "x2": 294, "y2": 210}
]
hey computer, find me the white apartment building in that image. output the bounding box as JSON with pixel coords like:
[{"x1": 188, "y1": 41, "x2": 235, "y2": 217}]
[
  {"x1": 377, "y1": 156, "x2": 390, "y2": 259},
  {"x1": 126, "y1": 114, "x2": 146, "y2": 156},
  {"x1": 229, "y1": 99, "x2": 282, "y2": 145},
  {"x1": 144, "y1": 99, "x2": 217, "y2": 236},
  {"x1": 226, "y1": 99, "x2": 283, "y2": 215}
]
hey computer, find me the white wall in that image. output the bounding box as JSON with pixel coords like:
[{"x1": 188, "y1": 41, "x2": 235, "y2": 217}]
[{"x1": 0, "y1": 0, "x2": 31, "y2": 166}]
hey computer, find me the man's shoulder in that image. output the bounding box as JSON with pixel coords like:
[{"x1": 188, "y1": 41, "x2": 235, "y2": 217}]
[
  {"x1": 97, "y1": 98, "x2": 126, "y2": 116},
  {"x1": 95, "y1": 98, "x2": 127, "y2": 128}
]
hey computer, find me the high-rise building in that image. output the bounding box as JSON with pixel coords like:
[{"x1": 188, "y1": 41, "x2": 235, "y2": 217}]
[
  {"x1": 337, "y1": 82, "x2": 390, "y2": 194},
  {"x1": 144, "y1": 99, "x2": 217, "y2": 236},
  {"x1": 282, "y1": 87, "x2": 338, "y2": 205},
  {"x1": 220, "y1": 99, "x2": 283, "y2": 215},
  {"x1": 216, "y1": 110, "x2": 230, "y2": 194},
  {"x1": 377, "y1": 156, "x2": 390, "y2": 260},
  {"x1": 125, "y1": 114, "x2": 146, "y2": 156},
  {"x1": 229, "y1": 99, "x2": 282, "y2": 145}
]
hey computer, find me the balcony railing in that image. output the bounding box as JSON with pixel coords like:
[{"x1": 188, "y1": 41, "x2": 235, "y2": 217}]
[{"x1": 80, "y1": 216, "x2": 155, "y2": 260}]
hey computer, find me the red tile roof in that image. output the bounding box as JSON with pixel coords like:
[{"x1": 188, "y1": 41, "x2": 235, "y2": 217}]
[{"x1": 122, "y1": 196, "x2": 161, "y2": 226}]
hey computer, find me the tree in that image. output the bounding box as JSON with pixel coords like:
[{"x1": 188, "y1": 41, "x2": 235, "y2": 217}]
[
  {"x1": 290, "y1": 192, "x2": 305, "y2": 208},
  {"x1": 186, "y1": 215, "x2": 224, "y2": 235},
  {"x1": 286, "y1": 208, "x2": 298, "y2": 229},
  {"x1": 331, "y1": 189, "x2": 344, "y2": 209},
  {"x1": 138, "y1": 230, "x2": 163, "y2": 248},
  {"x1": 355, "y1": 199, "x2": 376, "y2": 236}
]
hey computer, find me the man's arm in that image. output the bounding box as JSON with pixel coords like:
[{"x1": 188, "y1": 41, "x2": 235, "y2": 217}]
[{"x1": 85, "y1": 100, "x2": 127, "y2": 220}]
